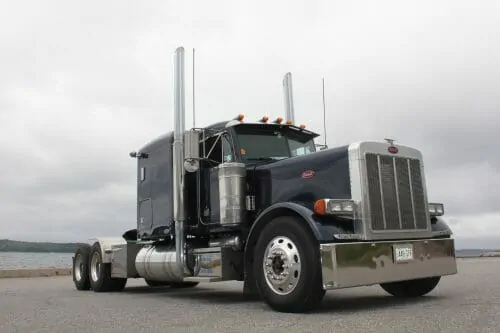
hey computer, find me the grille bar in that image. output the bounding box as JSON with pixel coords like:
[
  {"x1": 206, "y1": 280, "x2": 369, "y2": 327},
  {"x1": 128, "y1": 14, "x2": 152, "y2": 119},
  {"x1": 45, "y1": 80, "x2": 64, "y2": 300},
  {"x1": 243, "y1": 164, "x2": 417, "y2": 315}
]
[{"x1": 365, "y1": 153, "x2": 428, "y2": 232}]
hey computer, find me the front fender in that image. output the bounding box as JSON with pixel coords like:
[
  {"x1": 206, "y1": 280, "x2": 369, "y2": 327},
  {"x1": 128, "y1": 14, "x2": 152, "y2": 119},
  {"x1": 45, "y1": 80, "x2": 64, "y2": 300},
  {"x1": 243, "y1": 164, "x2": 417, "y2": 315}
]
[
  {"x1": 245, "y1": 202, "x2": 353, "y2": 254},
  {"x1": 242, "y1": 202, "x2": 354, "y2": 290},
  {"x1": 431, "y1": 216, "x2": 454, "y2": 237}
]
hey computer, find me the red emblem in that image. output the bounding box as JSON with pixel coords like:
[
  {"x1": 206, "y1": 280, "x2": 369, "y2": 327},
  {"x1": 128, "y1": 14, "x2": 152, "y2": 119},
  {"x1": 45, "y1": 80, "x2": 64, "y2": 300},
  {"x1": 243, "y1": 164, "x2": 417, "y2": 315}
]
[
  {"x1": 301, "y1": 170, "x2": 315, "y2": 179},
  {"x1": 388, "y1": 146, "x2": 398, "y2": 154}
]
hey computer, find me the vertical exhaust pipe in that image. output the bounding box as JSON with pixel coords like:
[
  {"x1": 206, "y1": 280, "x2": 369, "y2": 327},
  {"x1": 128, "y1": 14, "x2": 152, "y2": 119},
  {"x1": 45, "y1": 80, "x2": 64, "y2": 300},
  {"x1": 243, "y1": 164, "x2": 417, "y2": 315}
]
[
  {"x1": 173, "y1": 46, "x2": 187, "y2": 277},
  {"x1": 283, "y1": 72, "x2": 295, "y2": 123}
]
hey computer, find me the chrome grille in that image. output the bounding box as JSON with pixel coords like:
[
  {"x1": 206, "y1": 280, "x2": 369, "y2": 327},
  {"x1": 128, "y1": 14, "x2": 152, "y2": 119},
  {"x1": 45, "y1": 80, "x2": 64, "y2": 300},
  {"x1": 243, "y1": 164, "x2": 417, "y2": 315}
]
[{"x1": 365, "y1": 153, "x2": 428, "y2": 231}]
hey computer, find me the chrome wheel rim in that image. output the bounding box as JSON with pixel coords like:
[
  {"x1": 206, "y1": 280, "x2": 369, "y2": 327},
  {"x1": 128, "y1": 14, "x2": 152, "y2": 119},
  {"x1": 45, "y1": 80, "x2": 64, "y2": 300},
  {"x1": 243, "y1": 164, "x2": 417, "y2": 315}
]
[
  {"x1": 74, "y1": 253, "x2": 83, "y2": 281},
  {"x1": 90, "y1": 251, "x2": 101, "y2": 282},
  {"x1": 262, "y1": 236, "x2": 302, "y2": 295}
]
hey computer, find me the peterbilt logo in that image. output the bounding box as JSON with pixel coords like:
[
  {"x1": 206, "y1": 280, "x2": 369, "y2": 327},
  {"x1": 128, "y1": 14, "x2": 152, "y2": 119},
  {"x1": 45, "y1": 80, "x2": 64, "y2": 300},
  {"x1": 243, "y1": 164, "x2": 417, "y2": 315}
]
[
  {"x1": 388, "y1": 146, "x2": 398, "y2": 154},
  {"x1": 301, "y1": 170, "x2": 315, "y2": 179}
]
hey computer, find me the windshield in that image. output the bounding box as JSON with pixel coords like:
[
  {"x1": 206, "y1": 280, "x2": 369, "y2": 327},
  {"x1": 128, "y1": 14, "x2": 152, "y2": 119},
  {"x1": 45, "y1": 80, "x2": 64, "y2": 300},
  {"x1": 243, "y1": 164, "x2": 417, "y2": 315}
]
[{"x1": 235, "y1": 127, "x2": 316, "y2": 161}]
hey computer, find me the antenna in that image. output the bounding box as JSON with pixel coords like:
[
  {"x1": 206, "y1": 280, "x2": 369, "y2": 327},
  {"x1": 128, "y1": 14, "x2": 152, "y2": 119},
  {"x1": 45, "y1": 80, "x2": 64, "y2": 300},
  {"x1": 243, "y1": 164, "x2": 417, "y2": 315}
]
[
  {"x1": 322, "y1": 77, "x2": 327, "y2": 147},
  {"x1": 192, "y1": 47, "x2": 196, "y2": 128}
]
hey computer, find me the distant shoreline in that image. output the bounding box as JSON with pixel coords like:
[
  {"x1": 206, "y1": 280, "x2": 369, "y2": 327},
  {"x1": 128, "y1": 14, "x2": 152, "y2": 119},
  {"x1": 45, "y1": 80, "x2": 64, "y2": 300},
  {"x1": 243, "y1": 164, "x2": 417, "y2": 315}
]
[{"x1": 0, "y1": 239, "x2": 86, "y2": 254}]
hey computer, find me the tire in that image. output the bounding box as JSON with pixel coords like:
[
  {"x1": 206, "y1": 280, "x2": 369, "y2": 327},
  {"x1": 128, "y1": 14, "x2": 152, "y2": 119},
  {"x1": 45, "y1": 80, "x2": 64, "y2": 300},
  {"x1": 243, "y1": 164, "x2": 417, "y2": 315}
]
[
  {"x1": 253, "y1": 216, "x2": 326, "y2": 313},
  {"x1": 380, "y1": 276, "x2": 441, "y2": 297},
  {"x1": 88, "y1": 242, "x2": 127, "y2": 292},
  {"x1": 73, "y1": 244, "x2": 91, "y2": 290}
]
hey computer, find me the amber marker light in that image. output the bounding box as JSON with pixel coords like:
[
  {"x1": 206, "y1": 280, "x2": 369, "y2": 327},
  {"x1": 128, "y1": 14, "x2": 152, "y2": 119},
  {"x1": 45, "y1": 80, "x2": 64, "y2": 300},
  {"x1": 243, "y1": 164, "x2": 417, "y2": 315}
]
[
  {"x1": 235, "y1": 114, "x2": 245, "y2": 121},
  {"x1": 275, "y1": 117, "x2": 283, "y2": 124},
  {"x1": 314, "y1": 199, "x2": 327, "y2": 215},
  {"x1": 261, "y1": 116, "x2": 269, "y2": 123},
  {"x1": 299, "y1": 124, "x2": 306, "y2": 129},
  {"x1": 286, "y1": 120, "x2": 293, "y2": 125}
]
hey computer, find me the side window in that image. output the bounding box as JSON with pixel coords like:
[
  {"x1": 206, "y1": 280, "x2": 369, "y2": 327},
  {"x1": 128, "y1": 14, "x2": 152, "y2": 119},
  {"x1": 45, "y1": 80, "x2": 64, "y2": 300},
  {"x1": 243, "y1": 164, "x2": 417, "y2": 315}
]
[
  {"x1": 292, "y1": 146, "x2": 313, "y2": 156},
  {"x1": 205, "y1": 134, "x2": 223, "y2": 164},
  {"x1": 221, "y1": 135, "x2": 234, "y2": 162}
]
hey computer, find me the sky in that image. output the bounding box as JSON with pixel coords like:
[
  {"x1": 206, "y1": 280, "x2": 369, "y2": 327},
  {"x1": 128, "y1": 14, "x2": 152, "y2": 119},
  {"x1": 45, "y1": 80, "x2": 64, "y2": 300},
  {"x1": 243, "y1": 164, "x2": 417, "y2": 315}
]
[{"x1": 0, "y1": 0, "x2": 498, "y2": 248}]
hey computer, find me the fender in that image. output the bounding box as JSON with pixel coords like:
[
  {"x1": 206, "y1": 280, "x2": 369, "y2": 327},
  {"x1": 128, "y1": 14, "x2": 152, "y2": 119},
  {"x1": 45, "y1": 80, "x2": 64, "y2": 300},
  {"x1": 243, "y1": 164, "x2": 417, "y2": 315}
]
[
  {"x1": 430, "y1": 216, "x2": 454, "y2": 238},
  {"x1": 88, "y1": 237, "x2": 128, "y2": 263},
  {"x1": 242, "y1": 201, "x2": 354, "y2": 294},
  {"x1": 244, "y1": 201, "x2": 354, "y2": 254}
]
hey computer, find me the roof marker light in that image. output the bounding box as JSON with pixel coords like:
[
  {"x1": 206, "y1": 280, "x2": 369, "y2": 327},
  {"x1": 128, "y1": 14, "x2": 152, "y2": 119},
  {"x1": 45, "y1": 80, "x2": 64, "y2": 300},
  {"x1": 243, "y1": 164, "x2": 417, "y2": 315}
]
[
  {"x1": 286, "y1": 120, "x2": 293, "y2": 125},
  {"x1": 260, "y1": 116, "x2": 269, "y2": 123},
  {"x1": 275, "y1": 117, "x2": 283, "y2": 124}
]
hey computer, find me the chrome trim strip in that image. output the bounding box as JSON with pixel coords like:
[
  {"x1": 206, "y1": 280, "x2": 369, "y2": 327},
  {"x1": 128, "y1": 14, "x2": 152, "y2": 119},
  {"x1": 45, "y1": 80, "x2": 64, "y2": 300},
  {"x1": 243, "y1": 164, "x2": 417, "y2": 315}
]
[
  {"x1": 392, "y1": 157, "x2": 403, "y2": 229},
  {"x1": 407, "y1": 159, "x2": 417, "y2": 228},
  {"x1": 376, "y1": 155, "x2": 387, "y2": 229}
]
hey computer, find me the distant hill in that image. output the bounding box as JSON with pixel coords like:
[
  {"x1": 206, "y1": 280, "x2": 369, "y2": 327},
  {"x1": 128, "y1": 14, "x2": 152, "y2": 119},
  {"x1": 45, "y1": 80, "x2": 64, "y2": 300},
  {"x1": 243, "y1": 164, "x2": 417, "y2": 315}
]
[{"x1": 0, "y1": 239, "x2": 87, "y2": 253}]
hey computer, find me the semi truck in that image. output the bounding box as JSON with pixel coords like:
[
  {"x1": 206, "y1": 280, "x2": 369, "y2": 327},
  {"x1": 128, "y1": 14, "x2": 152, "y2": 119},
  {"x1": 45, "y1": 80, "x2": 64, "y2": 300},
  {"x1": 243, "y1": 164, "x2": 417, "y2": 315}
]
[{"x1": 71, "y1": 46, "x2": 458, "y2": 313}]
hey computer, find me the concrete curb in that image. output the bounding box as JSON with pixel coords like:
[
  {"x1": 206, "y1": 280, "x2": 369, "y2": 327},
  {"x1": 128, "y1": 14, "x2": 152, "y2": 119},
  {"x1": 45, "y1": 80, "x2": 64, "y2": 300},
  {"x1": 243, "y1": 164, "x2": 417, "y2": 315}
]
[{"x1": 0, "y1": 268, "x2": 72, "y2": 279}]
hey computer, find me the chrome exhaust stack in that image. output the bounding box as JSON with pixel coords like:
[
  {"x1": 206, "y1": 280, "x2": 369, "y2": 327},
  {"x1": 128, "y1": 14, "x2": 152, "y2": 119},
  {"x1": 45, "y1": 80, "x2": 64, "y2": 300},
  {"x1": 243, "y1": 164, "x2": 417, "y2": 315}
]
[
  {"x1": 283, "y1": 72, "x2": 295, "y2": 123},
  {"x1": 134, "y1": 46, "x2": 199, "y2": 282},
  {"x1": 173, "y1": 46, "x2": 188, "y2": 278}
]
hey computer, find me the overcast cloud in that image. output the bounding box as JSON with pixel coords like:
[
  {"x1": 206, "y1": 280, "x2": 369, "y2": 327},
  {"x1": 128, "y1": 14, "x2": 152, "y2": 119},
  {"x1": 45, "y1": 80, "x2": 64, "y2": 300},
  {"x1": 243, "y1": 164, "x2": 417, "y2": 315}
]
[{"x1": 1, "y1": 0, "x2": 498, "y2": 248}]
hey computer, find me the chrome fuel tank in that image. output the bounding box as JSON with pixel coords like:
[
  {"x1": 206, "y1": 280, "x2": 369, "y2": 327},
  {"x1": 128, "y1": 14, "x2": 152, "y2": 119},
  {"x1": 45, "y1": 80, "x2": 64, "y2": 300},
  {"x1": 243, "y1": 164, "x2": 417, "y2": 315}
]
[{"x1": 217, "y1": 162, "x2": 246, "y2": 226}]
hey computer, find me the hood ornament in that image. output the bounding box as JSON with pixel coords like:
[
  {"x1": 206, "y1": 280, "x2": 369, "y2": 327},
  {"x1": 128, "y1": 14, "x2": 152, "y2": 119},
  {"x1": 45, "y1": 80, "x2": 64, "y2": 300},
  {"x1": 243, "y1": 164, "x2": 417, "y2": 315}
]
[{"x1": 384, "y1": 138, "x2": 395, "y2": 145}]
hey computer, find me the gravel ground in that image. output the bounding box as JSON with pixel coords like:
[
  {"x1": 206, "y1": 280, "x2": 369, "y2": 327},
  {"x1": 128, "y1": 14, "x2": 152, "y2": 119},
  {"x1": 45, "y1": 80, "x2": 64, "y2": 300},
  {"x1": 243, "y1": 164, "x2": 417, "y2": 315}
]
[{"x1": 0, "y1": 258, "x2": 499, "y2": 333}]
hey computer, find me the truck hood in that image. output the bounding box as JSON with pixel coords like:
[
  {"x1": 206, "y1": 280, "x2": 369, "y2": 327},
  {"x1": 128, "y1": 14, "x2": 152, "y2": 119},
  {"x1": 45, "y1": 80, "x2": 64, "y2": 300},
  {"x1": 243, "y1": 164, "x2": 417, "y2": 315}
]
[{"x1": 249, "y1": 145, "x2": 352, "y2": 212}]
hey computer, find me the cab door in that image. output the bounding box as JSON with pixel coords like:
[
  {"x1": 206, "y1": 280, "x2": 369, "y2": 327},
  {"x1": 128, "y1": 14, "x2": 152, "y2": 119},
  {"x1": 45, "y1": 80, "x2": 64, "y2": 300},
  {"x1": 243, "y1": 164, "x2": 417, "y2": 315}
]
[{"x1": 137, "y1": 163, "x2": 153, "y2": 236}]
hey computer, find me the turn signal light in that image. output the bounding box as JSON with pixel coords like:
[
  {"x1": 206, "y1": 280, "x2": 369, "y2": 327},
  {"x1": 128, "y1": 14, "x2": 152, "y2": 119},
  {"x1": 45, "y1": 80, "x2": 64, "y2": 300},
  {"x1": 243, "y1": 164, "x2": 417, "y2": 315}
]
[
  {"x1": 313, "y1": 199, "x2": 355, "y2": 218},
  {"x1": 314, "y1": 199, "x2": 327, "y2": 215}
]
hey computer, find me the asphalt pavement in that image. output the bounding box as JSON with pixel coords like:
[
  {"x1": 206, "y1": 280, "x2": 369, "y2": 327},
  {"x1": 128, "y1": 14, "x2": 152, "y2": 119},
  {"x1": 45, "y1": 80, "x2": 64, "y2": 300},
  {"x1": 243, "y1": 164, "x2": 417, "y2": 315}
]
[{"x1": 1, "y1": 258, "x2": 499, "y2": 333}]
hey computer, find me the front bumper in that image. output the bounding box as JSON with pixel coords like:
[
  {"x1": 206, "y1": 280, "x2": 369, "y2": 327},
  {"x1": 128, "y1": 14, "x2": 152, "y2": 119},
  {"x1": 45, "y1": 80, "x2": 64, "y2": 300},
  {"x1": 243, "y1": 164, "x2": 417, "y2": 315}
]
[{"x1": 320, "y1": 237, "x2": 457, "y2": 290}]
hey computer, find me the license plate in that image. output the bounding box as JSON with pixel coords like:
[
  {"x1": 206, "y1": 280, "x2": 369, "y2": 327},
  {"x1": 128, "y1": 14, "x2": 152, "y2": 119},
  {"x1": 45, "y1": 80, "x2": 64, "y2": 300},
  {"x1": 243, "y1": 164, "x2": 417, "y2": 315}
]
[{"x1": 393, "y1": 244, "x2": 414, "y2": 262}]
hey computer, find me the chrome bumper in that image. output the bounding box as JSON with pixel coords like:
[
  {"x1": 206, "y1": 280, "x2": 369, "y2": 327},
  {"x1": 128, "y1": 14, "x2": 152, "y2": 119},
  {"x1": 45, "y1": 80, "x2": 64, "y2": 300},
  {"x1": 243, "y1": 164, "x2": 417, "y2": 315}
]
[{"x1": 320, "y1": 238, "x2": 457, "y2": 290}]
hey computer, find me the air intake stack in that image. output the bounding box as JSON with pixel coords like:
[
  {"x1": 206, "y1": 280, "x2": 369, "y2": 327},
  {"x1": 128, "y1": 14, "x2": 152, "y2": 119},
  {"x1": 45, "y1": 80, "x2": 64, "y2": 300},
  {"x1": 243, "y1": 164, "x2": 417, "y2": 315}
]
[{"x1": 283, "y1": 72, "x2": 295, "y2": 124}]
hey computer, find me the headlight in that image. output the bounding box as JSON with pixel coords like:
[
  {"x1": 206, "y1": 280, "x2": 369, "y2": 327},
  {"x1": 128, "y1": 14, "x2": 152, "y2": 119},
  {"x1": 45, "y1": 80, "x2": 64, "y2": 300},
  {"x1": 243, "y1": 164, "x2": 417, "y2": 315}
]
[
  {"x1": 314, "y1": 199, "x2": 355, "y2": 218},
  {"x1": 428, "y1": 203, "x2": 444, "y2": 216}
]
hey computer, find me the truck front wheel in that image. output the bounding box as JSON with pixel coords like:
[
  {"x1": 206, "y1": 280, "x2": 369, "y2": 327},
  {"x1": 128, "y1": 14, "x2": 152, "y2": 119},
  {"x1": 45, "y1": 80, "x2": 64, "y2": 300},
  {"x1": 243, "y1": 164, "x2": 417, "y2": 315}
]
[
  {"x1": 380, "y1": 276, "x2": 441, "y2": 297},
  {"x1": 253, "y1": 216, "x2": 326, "y2": 313},
  {"x1": 88, "y1": 242, "x2": 127, "y2": 292}
]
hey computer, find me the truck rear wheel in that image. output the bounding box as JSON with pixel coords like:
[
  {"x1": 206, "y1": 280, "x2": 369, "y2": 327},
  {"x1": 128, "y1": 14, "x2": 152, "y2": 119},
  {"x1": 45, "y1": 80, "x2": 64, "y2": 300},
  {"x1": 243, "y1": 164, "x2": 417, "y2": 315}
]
[
  {"x1": 88, "y1": 242, "x2": 127, "y2": 292},
  {"x1": 380, "y1": 276, "x2": 441, "y2": 297},
  {"x1": 73, "y1": 244, "x2": 91, "y2": 290},
  {"x1": 253, "y1": 216, "x2": 325, "y2": 313}
]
